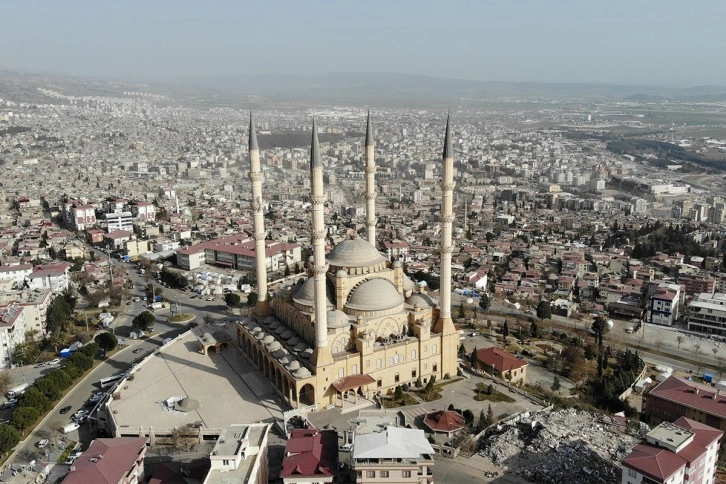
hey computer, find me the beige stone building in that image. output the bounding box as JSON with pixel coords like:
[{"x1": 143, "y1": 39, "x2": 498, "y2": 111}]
[{"x1": 236, "y1": 113, "x2": 459, "y2": 408}]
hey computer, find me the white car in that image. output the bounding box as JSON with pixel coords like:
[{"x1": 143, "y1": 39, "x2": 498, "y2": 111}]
[
  {"x1": 48, "y1": 358, "x2": 61, "y2": 366},
  {"x1": 36, "y1": 439, "x2": 49, "y2": 449}
]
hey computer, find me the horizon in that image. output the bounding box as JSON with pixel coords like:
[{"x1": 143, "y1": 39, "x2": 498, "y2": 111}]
[{"x1": 2, "y1": 1, "x2": 725, "y2": 87}]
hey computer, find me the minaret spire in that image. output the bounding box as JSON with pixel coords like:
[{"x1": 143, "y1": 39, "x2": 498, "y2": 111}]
[
  {"x1": 310, "y1": 119, "x2": 329, "y2": 353},
  {"x1": 435, "y1": 112, "x2": 456, "y2": 335},
  {"x1": 249, "y1": 112, "x2": 271, "y2": 316},
  {"x1": 364, "y1": 110, "x2": 377, "y2": 245}
]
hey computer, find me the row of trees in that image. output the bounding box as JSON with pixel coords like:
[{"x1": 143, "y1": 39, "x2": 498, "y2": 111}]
[{"x1": 0, "y1": 343, "x2": 99, "y2": 454}]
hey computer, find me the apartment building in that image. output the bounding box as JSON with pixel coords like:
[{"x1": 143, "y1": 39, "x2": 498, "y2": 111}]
[
  {"x1": 0, "y1": 304, "x2": 27, "y2": 367},
  {"x1": 643, "y1": 376, "x2": 726, "y2": 433},
  {"x1": 27, "y1": 262, "x2": 71, "y2": 294},
  {"x1": 106, "y1": 211, "x2": 134, "y2": 232},
  {"x1": 205, "y1": 424, "x2": 270, "y2": 484},
  {"x1": 621, "y1": 418, "x2": 721, "y2": 484},
  {"x1": 680, "y1": 274, "x2": 716, "y2": 296},
  {"x1": 687, "y1": 293, "x2": 726, "y2": 336},
  {"x1": 352, "y1": 426, "x2": 434, "y2": 484},
  {"x1": 650, "y1": 285, "x2": 681, "y2": 326},
  {"x1": 0, "y1": 288, "x2": 52, "y2": 339},
  {"x1": 63, "y1": 437, "x2": 147, "y2": 484},
  {"x1": 176, "y1": 234, "x2": 301, "y2": 272},
  {"x1": 64, "y1": 202, "x2": 96, "y2": 231}
]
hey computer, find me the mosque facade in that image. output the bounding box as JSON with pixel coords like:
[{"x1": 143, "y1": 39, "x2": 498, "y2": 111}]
[{"x1": 236, "y1": 113, "x2": 459, "y2": 408}]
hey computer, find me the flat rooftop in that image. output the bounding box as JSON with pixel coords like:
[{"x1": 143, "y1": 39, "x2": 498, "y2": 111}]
[
  {"x1": 206, "y1": 423, "x2": 269, "y2": 484},
  {"x1": 107, "y1": 329, "x2": 284, "y2": 436}
]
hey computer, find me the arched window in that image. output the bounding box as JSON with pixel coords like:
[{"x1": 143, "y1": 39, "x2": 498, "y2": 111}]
[
  {"x1": 393, "y1": 353, "x2": 400, "y2": 364},
  {"x1": 376, "y1": 358, "x2": 382, "y2": 369},
  {"x1": 432, "y1": 344, "x2": 438, "y2": 354},
  {"x1": 351, "y1": 364, "x2": 358, "y2": 374},
  {"x1": 389, "y1": 357, "x2": 394, "y2": 366},
  {"x1": 411, "y1": 349, "x2": 417, "y2": 360},
  {"x1": 338, "y1": 367, "x2": 345, "y2": 378}
]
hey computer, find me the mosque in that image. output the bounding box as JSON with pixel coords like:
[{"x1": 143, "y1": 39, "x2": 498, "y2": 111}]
[{"x1": 236, "y1": 113, "x2": 459, "y2": 408}]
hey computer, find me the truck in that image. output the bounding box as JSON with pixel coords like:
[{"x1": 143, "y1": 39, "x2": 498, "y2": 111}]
[
  {"x1": 61, "y1": 422, "x2": 80, "y2": 434},
  {"x1": 6, "y1": 383, "x2": 31, "y2": 399},
  {"x1": 148, "y1": 302, "x2": 168, "y2": 311}
]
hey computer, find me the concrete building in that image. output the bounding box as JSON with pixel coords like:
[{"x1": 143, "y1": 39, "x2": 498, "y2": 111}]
[
  {"x1": 62, "y1": 437, "x2": 147, "y2": 484},
  {"x1": 0, "y1": 304, "x2": 27, "y2": 367},
  {"x1": 680, "y1": 274, "x2": 716, "y2": 296},
  {"x1": 650, "y1": 285, "x2": 681, "y2": 326},
  {"x1": 687, "y1": 293, "x2": 726, "y2": 336},
  {"x1": 0, "y1": 288, "x2": 52, "y2": 339},
  {"x1": 26, "y1": 262, "x2": 71, "y2": 294},
  {"x1": 352, "y1": 426, "x2": 434, "y2": 484},
  {"x1": 175, "y1": 234, "x2": 301, "y2": 272},
  {"x1": 280, "y1": 428, "x2": 337, "y2": 484},
  {"x1": 236, "y1": 115, "x2": 458, "y2": 409},
  {"x1": 204, "y1": 423, "x2": 270, "y2": 484},
  {"x1": 106, "y1": 211, "x2": 134, "y2": 232},
  {"x1": 621, "y1": 418, "x2": 721, "y2": 484},
  {"x1": 644, "y1": 375, "x2": 726, "y2": 434},
  {"x1": 64, "y1": 202, "x2": 96, "y2": 232}
]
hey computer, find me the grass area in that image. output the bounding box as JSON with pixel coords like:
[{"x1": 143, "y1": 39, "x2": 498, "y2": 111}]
[
  {"x1": 473, "y1": 389, "x2": 516, "y2": 403},
  {"x1": 169, "y1": 313, "x2": 194, "y2": 322},
  {"x1": 382, "y1": 393, "x2": 419, "y2": 408},
  {"x1": 416, "y1": 390, "x2": 442, "y2": 402},
  {"x1": 57, "y1": 441, "x2": 77, "y2": 464}
]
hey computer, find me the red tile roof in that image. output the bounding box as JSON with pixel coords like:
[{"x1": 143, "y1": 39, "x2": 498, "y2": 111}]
[
  {"x1": 280, "y1": 428, "x2": 337, "y2": 479},
  {"x1": 63, "y1": 437, "x2": 147, "y2": 484},
  {"x1": 647, "y1": 375, "x2": 726, "y2": 419},
  {"x1": 475, "y1": 347, "x2": 528, "y2": 373},
  {"x1": 423, "y1": 409, "x2": 466, "y2": 432},
  {"x1": 622, "y1": 443, "x2": 685, "y2": 481}
]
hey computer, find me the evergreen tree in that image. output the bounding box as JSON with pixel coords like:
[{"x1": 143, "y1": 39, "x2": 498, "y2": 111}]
[{"x1": 470, "y1": 346, "x2": 478, "y2": 369}]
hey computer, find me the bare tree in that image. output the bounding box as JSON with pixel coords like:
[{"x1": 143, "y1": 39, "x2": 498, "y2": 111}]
[
  {"x1": 694, "y1": 344, "x2": 702, "y2": 373},
  {"x1": 676, "y1": 335, "x2": 685, "y2": 349}
]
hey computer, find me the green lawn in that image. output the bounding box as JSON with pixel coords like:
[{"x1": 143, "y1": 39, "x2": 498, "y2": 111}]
[
  {"x1": 382, "y1": 393, "x2": 419, "y2": 408},
  {"x1": 473, "y1": 389, "x2": 516, "y2": 403}
]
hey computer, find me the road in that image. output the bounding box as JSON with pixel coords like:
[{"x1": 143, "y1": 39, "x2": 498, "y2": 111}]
[{"x1": 4, "y1": 265, "x2": 237, "y2": 476}]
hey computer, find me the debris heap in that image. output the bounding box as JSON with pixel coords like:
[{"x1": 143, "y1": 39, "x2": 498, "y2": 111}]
[{"x1": 479, "y1": 408, "x2": 643, "y2": 484}]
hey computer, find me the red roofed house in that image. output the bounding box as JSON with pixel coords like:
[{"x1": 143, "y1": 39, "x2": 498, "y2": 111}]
[
  {"x1": 475, "y1": 347, "x2": 528, "y2": 384},
  {"x1": 643, "y1": 375, "x2": 726, "y2": 434},
  {"x1": 280, "y1": 428, "x2": 337, "y2": 484},
  {"x1": 621, "y1": 417, "x2": 721, "y2": 484},
  {"x1": 63, "y1": 437, "x2": 147, "y2": 484},
  {"x1": 650, "y1": 286, "x2": 680, "y2": 326},
  {"x1": 423, "y1": 409, "x2": 466, "y2": 438}
]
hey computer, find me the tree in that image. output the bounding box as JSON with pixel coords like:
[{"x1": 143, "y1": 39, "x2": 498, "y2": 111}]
[
  {"x1": 487, "y1": 404, "x2": 494, "y2": 426},
  {"x1": 530, "y1": 321, "x2": 539, "y2": 338},
  {"x1": 676, "y1": 335, "x2": 685, "y2": 349},
  {"x1": 502, "y1": 320, "x2": 509, "y2": 341},
  {"x1": 18, "y1": 388, "x2": 51, "y2": 413},
  {"x1": 95, "y1": 332, "x2": 118, "y2": 352},
  {"x1": 458, "y1": 302, "x2": 466, "y2": 320},
  {"x1": 591, "y1": 316, "x2": 611, "y2": 347},
  {"x1": 551, "y1": 377, "x2": 561, "y2": 392},
  {"x1": 394, "y1": 386, "x2": 404, "y2": 402},
  {"x1": 224, "y1": 292, "x2": 241, "y2": 308},
  {"x1": 247, "y1": 292, "x2": 258, "y2": 306},
  {"x1": 462, "y1": 409, "x2": 475, "y2": 426},
  {"x1": 11, "y1": 407, "x2": 40, "y2": 431},
  {"x1": 0, "y1": 424, "x2": 20, "y2": 453},
  {"x1": 11, "y1": 342, "x2": 39, "y2": 366},
  {"x1": 536, "y1": 299, "x2": 551, "y2": 320},
  {"x1": 487, "y1": 384, "x2": 494, "y2": 395},
  {"x1": 132, "y1": 311, "x2": 156, "y2": 331},
  {"x1": 0, "y1": 371, "x2": 11, "y2": 398},
  {"x1": 470, "y1": 346, "x2": 478, "y2": 369},
  {"x1": 693, "y1": 344, "x2": 702, "y2": 373},
  {"x1": 478, "y1": 293, "x2": 490, "y2": 312}
]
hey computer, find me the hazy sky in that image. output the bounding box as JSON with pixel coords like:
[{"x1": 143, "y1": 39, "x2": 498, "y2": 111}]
[{"x1": 2, "y1": 0, "x2": 725, "y2": 86}]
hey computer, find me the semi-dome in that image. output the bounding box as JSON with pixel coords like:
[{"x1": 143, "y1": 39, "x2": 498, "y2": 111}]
[
  {"x1": 292, "y1": 277, "x2": 335, "y2": 309},
  {"x1": 326, "y1": 238, "x2": 386, "y2": 269},
  {"x1": 327, "y1": 310, "x2": 350, "y2": 329},
  {"x1": 346, "y1": 278, "x2": 404, "y2": 312},
  {"x1": 262, "y1": 335, "x2": 275, "y2": 344},
  {"x1": 403, "y1": 275, "x2": 416, "y2": 292},
  {"x1": 406, "y1": 293, "x2": 435, "y2": 308}
]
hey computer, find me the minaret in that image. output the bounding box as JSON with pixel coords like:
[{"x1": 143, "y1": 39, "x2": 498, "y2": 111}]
[
  {"x1": 364, "y1": 111, "x2": 377, "y2": 245},
  {"x1": 310, "y1": 119, "x2": 329, "y2": 353},
  {"x1": 249, "y1": 113, "x2": 271, "y2": 316},
  {"x1": 434, "y1": 113, "x2": 457, "y2": 339}
]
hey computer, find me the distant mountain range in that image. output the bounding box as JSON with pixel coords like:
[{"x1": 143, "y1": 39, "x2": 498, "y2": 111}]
[{"x1": 2, "y1": 68, "x2": 726, "y2": 106}]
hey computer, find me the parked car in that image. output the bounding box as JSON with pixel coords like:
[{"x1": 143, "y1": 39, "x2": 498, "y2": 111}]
[
  {"x1": 60, "y1": 405, "x2": 72, "y2": 414},
  {"x1": 47, "y1": 358, "x2": 61, "y2": 366},
  {"x1": 73, "y1": 410, "x2": 89, "y2": 421},
  {"x1": 34, "y1": 362, "x2": 45, "y2": 368},
  {"x1": 36, "y1": 439, "x2": 49, "y2": 449},
  {"x1": 133, "y1": 348, "x2": 144, "y2": 354}
]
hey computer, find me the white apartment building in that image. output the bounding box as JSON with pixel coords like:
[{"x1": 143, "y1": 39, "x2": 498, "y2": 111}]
[
  {"x1": 66, "y1": 203, "x2": 96, "y2": 231},
  {"x1": 0, "y1": 264, "x2": 33, "y2": 287},
  {"x1": 0, "y1": 304, "x2": 28, "y2": 367},
  {"x1": 27, "y1": 262, "x2": 71, "y2": 294},
  {"x1": 105, "y1": 211, "x2": 134, "y2": 231},
  {"x1": 650, "y1": 285, "x2": 681, "y2": 326},
  {"x1": 130, "y1": 201, "x2": 156, "y2": 221},
  {"x1": 0, "y1": 288, "x2": 52, "y2": 339},
  {"x1": 687, "y1": 292, "x2": 726, "y2": 336}
]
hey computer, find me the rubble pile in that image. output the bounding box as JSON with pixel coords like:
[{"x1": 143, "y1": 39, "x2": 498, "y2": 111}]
[{"x1": 479, "y1": 408, "x2": 642, "y2": 484}]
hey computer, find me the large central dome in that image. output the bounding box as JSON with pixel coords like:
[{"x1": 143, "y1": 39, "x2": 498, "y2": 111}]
[
  {"x1": 346, "y1": 278, "x2": 404, "y2": 312},
  {"x1": 326, "y1": 238, "x2": 386, "y2": 269}
]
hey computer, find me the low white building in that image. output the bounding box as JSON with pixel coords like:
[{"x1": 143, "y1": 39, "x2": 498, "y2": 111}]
[
  {"x1": 27, "y1": 262, "x2": 71, "y2": 294},
  {"x1": 105, "y1": 211, "x2": 134, "y2": 232}
]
